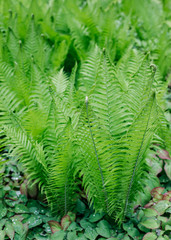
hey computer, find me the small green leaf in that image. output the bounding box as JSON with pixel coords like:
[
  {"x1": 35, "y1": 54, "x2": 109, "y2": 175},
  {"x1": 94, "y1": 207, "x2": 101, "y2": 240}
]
[
  {"x1": 122, "y1": 222, "x2": 134, "y2": 232},
  {"x1": 117, "y1": 233, "x2": 125, "y2": 239},
  {"x1": 27, "y1": 215, "x2": 42, "y2": 229},
  {"x1": 123, "y1": 235, "x2": 131, "y2": 240},
  {"x1": 0, "y1": 230, "x2": 5, "y2": 240},
  {"x1": 96, "y1": 220, "x2": 111, "y2": 238},
  {"x1": 151, "y1": 187, "x2": 164, "y2": 197},
  {"x1": 142, "y1": 232, "x2": 157, "y2": 240},
  {"x1": 67, "y1": 231, "x2": 77, "y2": 240},
  {"x1": 143, "y1": 208, "x2": 159, "y2": 217},
  {"x1": 144, "y1": 200, "x2": 154, "y2": 208},
  {"x1": 151, "y1": 187, "x2": 164, "y2": 200},
  {"x1": 162, "y1": 191, "x2": 171, "y2": 201},
  {"x1": 76, "y1": 199, "x2": 86, "y2": 214},
  {"x1": 75, "y1": 233, "x2": 88, "y2": 240},
  {"x1": 80, "y1": 219, "x2": 95, "y2": 229},
  {"x1": 0, "y1": 203, "x2": 7, "y2": 219},
  {"x1": 157, "y1": 237, "x2": 167, "y2": 240},
  {"x1": 48, "y1": 220, "x2": 62, "y2": 233},
  {"x1": 5, "y1": 222, "x2": 15, "y2": 240},
  {"x1": 164, "y1": 160, "x2": 171, "y2": 180},
  {"x1": 127, "y1": 228, "x2": 140, "y2": 238},
  {"x1": 61, "y1": 215, "x2": 71, "y2": 230},
  {"x1": 140, "y1": 217, "x2": 160, "y2": 229},
  {"x1": 42, "y1": 223, "x2": 51, "y2": 233},
  {"x1": 137, "y1": 210, "x2": 144, "y2": 221},
  {"x1": 0, "y1": 189, "x2": 5, "y2": 198},
  {"x1": 0, "y1": 219, "x2": 6, "y2": 230},
  {"x1": 163, "y1": 235, "x2": 169, "y2": 240},
  {"x1": 67, "y1": 212, "x2": 76, "y2": 222},
  {"x1": 165, "y1": 224, "x2": 171, "y2": 231},
  {"x1": 14, "y1": 204, "x2": 29, "y2": 213},
  {"x1": 152, "y1": 200, "x2": 170, "y2": 215},
  {"x1": 12, "y1": 220, "x2": 24, "y2": 235},
  {"x1": 84, "y1": 226, "x2": 98, "y2": 240},
  {"x1": 89, "y1": 213, "x2": 105, "y2": 223},
  {"x1": 5, "y1": 199, "x2": 19, "y2": 207},
  {"x1": 51, "y1": 230, "x2": 66, "y2": 240},
  {"x1": 67, "y1": 222, "x2": 82, "y2": 231},
  {"x1": 137, "y1": 223, "x2": 149, "y2": 233},
  {"x1": 158, "y1": 216, "x2": 168, "y2": 222},
  {"x1": 29, "y1": 207, "x2": 40, "y2": 215},
  {"x1": 146, "y1": 157, "x2": 162, "y2": 176}
]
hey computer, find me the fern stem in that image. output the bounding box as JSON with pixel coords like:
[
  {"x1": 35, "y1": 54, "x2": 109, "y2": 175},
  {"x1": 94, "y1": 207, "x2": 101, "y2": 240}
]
[
  {"x1": 123, "y1": 95, "x2": 155, "y2": 220},
  {"x1": 64, "y1": 178, "x2": 67, "y2": 214},
  {"x1": 85, "y1": 96, "x2": 108, "y2": 210}
]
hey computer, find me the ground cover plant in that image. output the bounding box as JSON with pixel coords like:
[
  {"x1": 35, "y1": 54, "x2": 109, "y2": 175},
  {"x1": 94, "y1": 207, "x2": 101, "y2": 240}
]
[
  {"x1": 0, "y1": 0, "x2": 171, "y2": 239},
  {"x1": 0, "y1": 155, "x2": 170, "y2": 240}
]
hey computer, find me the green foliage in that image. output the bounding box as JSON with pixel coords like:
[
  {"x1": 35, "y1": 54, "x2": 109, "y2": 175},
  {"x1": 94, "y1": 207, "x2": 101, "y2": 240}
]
[
  {"x1": 0, "y1": 159, "x2": 171, "y2": 239},
  {"x1": 0, "y1": 0, "x2": 170, "y2": 227}
]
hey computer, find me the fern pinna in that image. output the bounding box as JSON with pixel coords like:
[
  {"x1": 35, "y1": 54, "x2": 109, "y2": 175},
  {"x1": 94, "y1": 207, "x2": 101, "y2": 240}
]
[{"x1": 0, "y1": 0, "x2": 170, "y2": 224}]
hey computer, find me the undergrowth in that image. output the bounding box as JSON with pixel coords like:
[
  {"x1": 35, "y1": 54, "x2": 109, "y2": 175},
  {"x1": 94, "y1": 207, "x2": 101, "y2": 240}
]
[{"x1": 0, "y1": 1, "x2": 171, "y2": 239}]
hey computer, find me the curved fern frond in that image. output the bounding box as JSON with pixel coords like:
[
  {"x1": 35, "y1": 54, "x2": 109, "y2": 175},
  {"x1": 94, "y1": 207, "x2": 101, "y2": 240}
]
[
  {"x1": 46, "y1": 121, "x2": 77, "y2": 215},
  {"x1": 4, "y1": 126, "x2": 48, "y2": 193},
  {"x1": 115, "y1": 93, "x2": 158, "y2": 223},
  {"x1": 78, "y1": 46, "x2": 101, "y2": 92},
  {"x1": 90, "y1": 53, "x2": 131, "y2": 140},
  {"x1": 75, "y1": 104, "x2": 110, "y2": 212}
]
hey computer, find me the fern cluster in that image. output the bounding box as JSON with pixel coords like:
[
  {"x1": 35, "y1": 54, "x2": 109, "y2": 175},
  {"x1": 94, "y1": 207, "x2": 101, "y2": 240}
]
[{"x1": 0, "y1": 0, "x2": 170, "y2": 224}]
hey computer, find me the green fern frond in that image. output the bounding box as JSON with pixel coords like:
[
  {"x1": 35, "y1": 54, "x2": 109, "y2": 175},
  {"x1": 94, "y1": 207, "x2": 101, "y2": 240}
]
[
  {"x1": 0, "y1": 84, "x2": 23, "y2": 128},
  {"x1": 75, "y1": 103, "x2": 109, "y2": 213},
  {"x1": 0, "y1": 61, "x2": 13, "y2": 82},
  {"x1": 29, "y1": 62, "x2": 51, "y2": 111},
  {"x1": 6, "y1": 27, "x2": 19, "y2": 61},
  {"x1": 50, "y1": 68, "x2": 69, "y2": 96},
  {"x1": 114, "y1": 93, "x2": 158, "y2": 223},
  {"x1": 46, "y1": 121, "x2": 77, "y2": 215},
  {"x1": 24, "y1": 16, "x2": 40, "y2": 56},
  {"x1": 90, "y1": 53, "x2": 131, "y2": 139},
  {"x1": 4, "y1": 126, "x2": 48, "y2": 193},
  {"x1": 78, "y1": 46, "x2": 101, "y2": 92}
]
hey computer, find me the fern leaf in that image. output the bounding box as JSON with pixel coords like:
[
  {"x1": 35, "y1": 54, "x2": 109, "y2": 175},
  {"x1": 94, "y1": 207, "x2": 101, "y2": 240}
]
[
  {"x1": 114, "y1": 93, "x2": 158, "y2": 223},
  {"x1": 4, "y1": 126, "x2": 48, "y2": 193},
  {"x1": 78, "y1": 46, "x2": 101, "y2": 92},
  {"x1": 46, "y1": 121, "x2": 77, "y2": 215}
]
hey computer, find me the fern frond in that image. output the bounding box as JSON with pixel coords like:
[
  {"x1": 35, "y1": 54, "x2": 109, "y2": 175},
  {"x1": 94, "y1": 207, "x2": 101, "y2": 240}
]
[
  {"x1": 116, "y1": 49, "x2": 156, "y2": 117},
  {"x1": 114, "y1": 93, "x2": 158, "y2": 223},
  {"x1": 75, "y1": 104, "x2": 109, "y2": 212},
  {"x1": 78, "y1": 46, "x2": 101, "y2": 92},
  {"x1": 50, "y1": 68, "x2": 69, "y2": 96},
  {"x1": 7, "y1": 27, "x2": 19, "y2": 61},
  {"x1": 0, "y1": 61, "x2": 13, "y2": 82},
  {"x1": 29, "y1": 62, "x2": 51, "y2": 111},
  {"x1": 4, "y1": 126, "x2": 48, "y2": 192},
  {"x1": 90, "y1": 53, "x2": 131, "y2": 139},
  {"x1": 0, "y1": 84, "x2": 23, "y2": 128},
  {"x1": 24, "y1": 16, "x2": 40, "y2": 56},
  {"x1": 46, "y1": 121, "x2": 77, "y2": 215}
]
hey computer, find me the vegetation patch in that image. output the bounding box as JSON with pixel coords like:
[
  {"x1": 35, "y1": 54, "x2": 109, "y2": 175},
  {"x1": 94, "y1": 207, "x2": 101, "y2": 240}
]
[{"x1": 0, "y1": 0, "x2": 171, "y2": 239}]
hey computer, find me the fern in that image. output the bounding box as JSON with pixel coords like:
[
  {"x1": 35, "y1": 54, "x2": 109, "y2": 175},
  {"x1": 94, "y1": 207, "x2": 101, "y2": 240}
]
[
  {"x1": 74, "y1": 49, "x2": 165, "y2": 222},
  {"x1": 0, "y1": 0, "x2": 170, "y2": 225}
]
